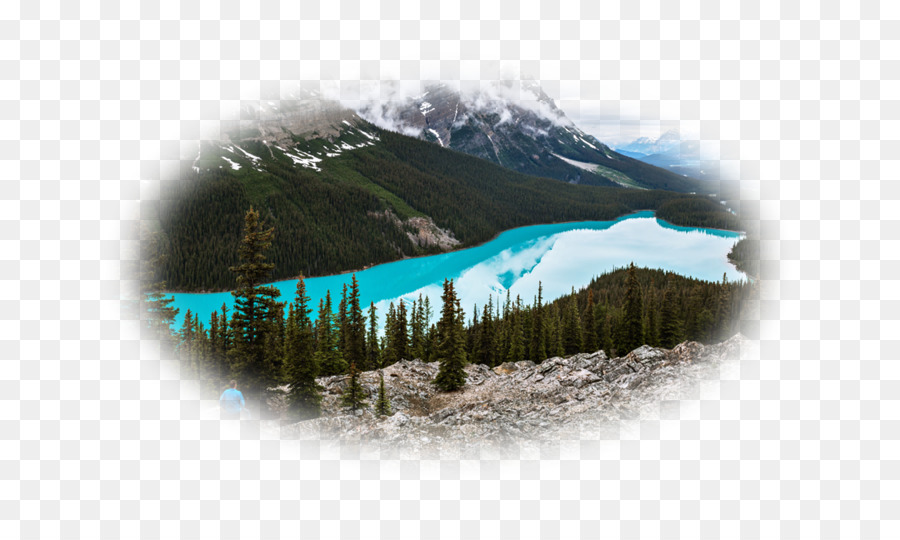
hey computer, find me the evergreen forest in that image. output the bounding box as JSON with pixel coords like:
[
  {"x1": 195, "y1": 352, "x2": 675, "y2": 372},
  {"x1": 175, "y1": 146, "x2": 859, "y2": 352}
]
[
  {"x1": 142, "y1": 208, "x2": 756, "y2": 421},
  {"x1": 155, "y1": 127, "x2": 743, "y2": 292}
]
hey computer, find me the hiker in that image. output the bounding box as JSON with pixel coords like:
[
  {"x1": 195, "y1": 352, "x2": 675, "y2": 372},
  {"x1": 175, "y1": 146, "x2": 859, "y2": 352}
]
[{"x1": 219, "y1": 380, "x2": 245, "y2": 420}]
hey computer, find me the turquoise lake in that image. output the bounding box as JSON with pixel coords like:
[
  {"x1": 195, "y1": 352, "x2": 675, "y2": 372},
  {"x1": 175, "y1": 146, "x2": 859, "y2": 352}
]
[{"x1": 166, "y1": 211, "x2": 744, "y2": 330}]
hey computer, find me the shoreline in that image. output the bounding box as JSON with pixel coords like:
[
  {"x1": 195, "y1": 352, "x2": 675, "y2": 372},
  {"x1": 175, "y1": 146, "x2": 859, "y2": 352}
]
[{"x1": 161, "y1": 209, "x2": 745, "y2": 295}]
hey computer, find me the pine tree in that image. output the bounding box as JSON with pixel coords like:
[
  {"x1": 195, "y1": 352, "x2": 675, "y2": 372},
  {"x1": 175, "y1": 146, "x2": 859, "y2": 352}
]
[
  {"x1": 382, "y1": 302, "x2": 399, "y2": 366},
  {"x1": 478, "y1": 297, "x2": 496, "y2": 367},
  {"x1": 177, "y1": 308, "x2": 195, "y2": 376},
  {"x1": 562, "y1": 290, "x2": 583, "y2": 355},
  {"x1": 219, "y1": 302, "x2": 232, "y2": 358},
  {"x1": 658, "y1": 286, "x2": 683, "y2": 348},
  {"x1": 619, "y1": 262, "x2": 644, "y2": 354},
  {"x1": 434, "y1": 279, "x2": 467, "y2": 392},
  {"x1": 140, "y1": 229, "x2": 179, "y2": 340},
  {"x1": 337, "y1": 283, "x2": 348, "y2": 355},
  {"x1": 582, "y1": 288, "x2": 598, "y2": 352},
  {"x1": 341, "y1": 362, "x2": 367, "y2": 412},
  {"x1": 396, "y1": 299, "x2": 410, "y2": 361},
  {"x1": 192, "y1": 312, "x2": 209, "y2": 382},
  {"x1": 422, "y1": 296, "x2": 433, "y2": 357},
  {"x1": 714, "y1": 273, "x2": 732, "y2": 342},
  {"x1": 315, "y1": 292, "x2": 346, "y2": 377},
  {"x1": 375, "y1": 371, "x2": 392, "y2": 416},
  {"x1": 529, "y1": 283, "x2": 546, "y2": 362},
  {"x1": 410, "y1": 296, "x2": 427, "y2": 360},
  {"x1": 366, "y1": 302, "x2": 381, "y2": 370},
  {"x1": 227, "y1": 207, "x2": 282, "y2": 404},
  {"x1": 344, "y1": 275, "x2": 367, "y2": 370},
  {"x1": 285, "y1": 277, "x2": 322, "y2": 420},
  {"x1": 645, "y1": 288, "x2": 659, "y2": 347},
  {"x1": 507, "y1": 296, "x2": 526, "y2": 361},
  {"x1": 468, "y1": 305, "x2": 481, "y2": 361}
]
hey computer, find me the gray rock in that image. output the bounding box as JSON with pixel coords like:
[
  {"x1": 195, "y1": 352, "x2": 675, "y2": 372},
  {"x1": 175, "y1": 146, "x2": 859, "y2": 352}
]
[{"x1": 277, "y1": 335, "x2": 747, "y2": 456}]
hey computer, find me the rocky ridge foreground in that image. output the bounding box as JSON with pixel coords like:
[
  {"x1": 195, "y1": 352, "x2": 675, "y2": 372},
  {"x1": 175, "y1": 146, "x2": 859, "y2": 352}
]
[{"x1": 276, "y1": 335, "x2": 745, "y2": 455}]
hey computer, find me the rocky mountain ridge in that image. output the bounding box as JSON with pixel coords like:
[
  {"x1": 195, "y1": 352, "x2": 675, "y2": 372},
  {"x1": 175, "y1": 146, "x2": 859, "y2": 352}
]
[
  {"x1": 190, "y1": 81, "x2": 710, "y2": 193},
  {"x1": 275, "y1": 335, "x2": 746, "y2": 456},
  {"x1": 356, "y1": 81, "x2": 708, "y2": 192}
]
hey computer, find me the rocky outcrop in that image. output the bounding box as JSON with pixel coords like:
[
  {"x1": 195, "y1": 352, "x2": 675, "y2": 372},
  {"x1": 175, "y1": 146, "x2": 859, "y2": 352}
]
[
  {"x1": 368, "y1": 209, "x2": 461, "y2": 251},
  {"x1": 275, "y1": 335, "x2": 746, "y2": 455}
]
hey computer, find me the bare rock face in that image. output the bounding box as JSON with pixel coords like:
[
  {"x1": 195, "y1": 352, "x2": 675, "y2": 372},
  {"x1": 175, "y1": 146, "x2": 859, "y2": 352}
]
[
  {"x1": 368, "y1": 210, "x2": 461, "y2": 251},
  {"x1": 276, "y1": 335, "x2": 747, "y2": 456}
]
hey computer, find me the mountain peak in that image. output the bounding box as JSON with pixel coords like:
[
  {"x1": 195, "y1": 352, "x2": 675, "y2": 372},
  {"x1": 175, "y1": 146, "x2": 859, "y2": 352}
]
[{"x1": 616, "y1": 129, "x2": 682, "y2": 156}]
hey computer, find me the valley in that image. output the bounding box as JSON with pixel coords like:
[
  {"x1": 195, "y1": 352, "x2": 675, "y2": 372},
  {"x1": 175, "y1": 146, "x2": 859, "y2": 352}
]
[
  {"x1": 155, "y1": 98, "x2": 741, "y2": 293},
  {"x1": 141, "y1": 81, "x2": 756, "y2": 428}
]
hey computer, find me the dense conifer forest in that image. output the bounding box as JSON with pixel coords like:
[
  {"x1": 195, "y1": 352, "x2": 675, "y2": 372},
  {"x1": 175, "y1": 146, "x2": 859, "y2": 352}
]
[
  {"x1": 143, "y1": 209, "x2": 756, "y2": 420},
  {"x1": 156, "y1": 127, "x2": 743, "y2": 292},
  {"x1": 655, "y1": 197, "x2": 743, "y2": 231},
  {"x1": 727, "y1": 237, "x2": 760, "y2": 279}
]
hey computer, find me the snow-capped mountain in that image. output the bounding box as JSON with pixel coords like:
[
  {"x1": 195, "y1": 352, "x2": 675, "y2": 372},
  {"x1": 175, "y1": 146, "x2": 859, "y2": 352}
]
[
  {"x1": 355, "y1": 81, "x2": 706, "y2": 192},
  {"x1": 615, "y1": 130, "x2": 721, "y2": 181},
  {"x1": 615, "y1": 129, "x2": 683, "y2": 157},
  {"x1": 185, "y1": 81, "x2": 710, "y2": 194},
  {"x1": 187, "y1": 92, "x2": 381, "y2": 175}
]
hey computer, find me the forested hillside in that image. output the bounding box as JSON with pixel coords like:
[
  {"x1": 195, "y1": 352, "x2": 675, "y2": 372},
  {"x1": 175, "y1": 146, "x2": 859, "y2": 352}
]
[
  {"x1": 146, "y1": 208, "x2": 754, "y2": 420},
  {"x1": 157, "y1": 121, "x2": 742, "y2": 292}
]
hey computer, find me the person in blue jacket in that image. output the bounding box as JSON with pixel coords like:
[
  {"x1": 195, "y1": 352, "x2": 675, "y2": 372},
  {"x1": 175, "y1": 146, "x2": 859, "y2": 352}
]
[{"x1": 219, "y1": 380, "x2": 245, "y2": 420}]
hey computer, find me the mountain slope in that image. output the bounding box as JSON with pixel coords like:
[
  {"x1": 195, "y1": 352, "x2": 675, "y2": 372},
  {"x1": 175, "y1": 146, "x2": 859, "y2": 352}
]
[
  {"x1": 154, "y1": 98, "x2": 740, "y2": 292},
  {"x1": 356, "y1": 81, "x2": 708, "y2": 193}
]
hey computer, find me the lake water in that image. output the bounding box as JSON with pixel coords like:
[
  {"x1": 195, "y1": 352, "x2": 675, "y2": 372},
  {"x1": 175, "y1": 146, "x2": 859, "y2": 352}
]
[{"x1": 166, "y1": 211, "x2": 744, "y2": 330}]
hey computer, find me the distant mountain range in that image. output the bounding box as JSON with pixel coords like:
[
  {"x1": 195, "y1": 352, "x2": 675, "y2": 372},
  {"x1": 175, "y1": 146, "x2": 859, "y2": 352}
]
[{"x1": 614, "y1": 130, "x2": 721, "y2": 182}]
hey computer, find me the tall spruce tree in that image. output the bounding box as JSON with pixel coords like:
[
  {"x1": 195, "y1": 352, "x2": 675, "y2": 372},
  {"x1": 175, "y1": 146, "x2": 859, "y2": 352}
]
[
  {"x1": 366, "y1": 302, "x2": 381, "y2": 369},
  {"x1": 227, "y1": 207, "x2": 282, "y2": 403},
  {"x1": 375, "y1": 371, "x2": 392, "y2": 416},
  {"x1": 529, "y1": 284, "x2": 546, "y2": 362},
  {"x1": 396, "y1": 299, "x2": 410, "y2": 361},
  {"x1": 422, "y1": 296, "x2": 433, "y2": 359},
  {"x1": 285, "y1": 277, "x2": 322, "y2": 420},
  {"x1": 619, "y1": 262, "x2": 644, "y2": 354},
  {"x1": 315, "y1": 292, "x2": 346, "y2": 376},
  {"x1": 337, "y1": 283, "x2": 348, "y2": 355},
  {"x1": 177, "y1": 308, "x2": 195, "y2": 376},
  {"x1": 140, "y1": 229, "x2": 179, "y2": 340},
  {"x1": 714, "y1": 273, "x2": 732, "y2": 342},
  {"x1": 562, "y1": 290, "x2": 583, "y2": 355},
  {"x1": 340, "y1": 362, "x2": 367, "y2": 411},
  {"x1": 382, "y1": 302, "x2": 399, "y2": 366},
  {"x1": 658, "y1": 286, "x2": 683, "y2": 348},
  {"x1": 344, "y1": 275, "x2": 367, "y2": 370},
  {"x1": 478, "y1": 297, "x2": 496, "y2": 367},
  {"x1": 410, "y1": 296, "x2": 427, "y2": 360},
  {"x1": 434, "y1": 279, "x2": 467, "y2": 392},
  {"x1": 507, "y1": 296, "x2": 526, "y2": 361},
  {"x1": 582, "y1": 288, "x2": 598, "y2": 352}
]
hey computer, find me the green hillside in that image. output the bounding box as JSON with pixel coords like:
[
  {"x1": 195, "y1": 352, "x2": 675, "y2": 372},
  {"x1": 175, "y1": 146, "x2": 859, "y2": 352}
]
[{"x1": 156, "y1": 121, "x2": 742, "y2": 292}]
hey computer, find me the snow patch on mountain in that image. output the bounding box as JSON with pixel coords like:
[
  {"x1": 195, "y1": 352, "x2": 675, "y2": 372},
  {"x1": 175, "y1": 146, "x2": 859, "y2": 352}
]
[{"x1": 221, "y1": 156, "x2": 241, "y2": 170}]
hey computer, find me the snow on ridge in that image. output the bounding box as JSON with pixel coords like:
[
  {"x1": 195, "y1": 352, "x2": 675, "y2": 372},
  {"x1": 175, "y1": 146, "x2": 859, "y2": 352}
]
[
  {"x1": 221, "y1": 156, "x2": 241, "y2": 170},
  {"x1": 275, "y1": 144, "x2": 322, "y2": 171},
  {"x1": 428, "y1": 128, "x2": 445, "y2": 147},
  {"x1": 578, "y1": 137, "x2": 598, "y2": 151},
  {"x1": 235, "y1": 145, "x2": 261, "y2": 162}
]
